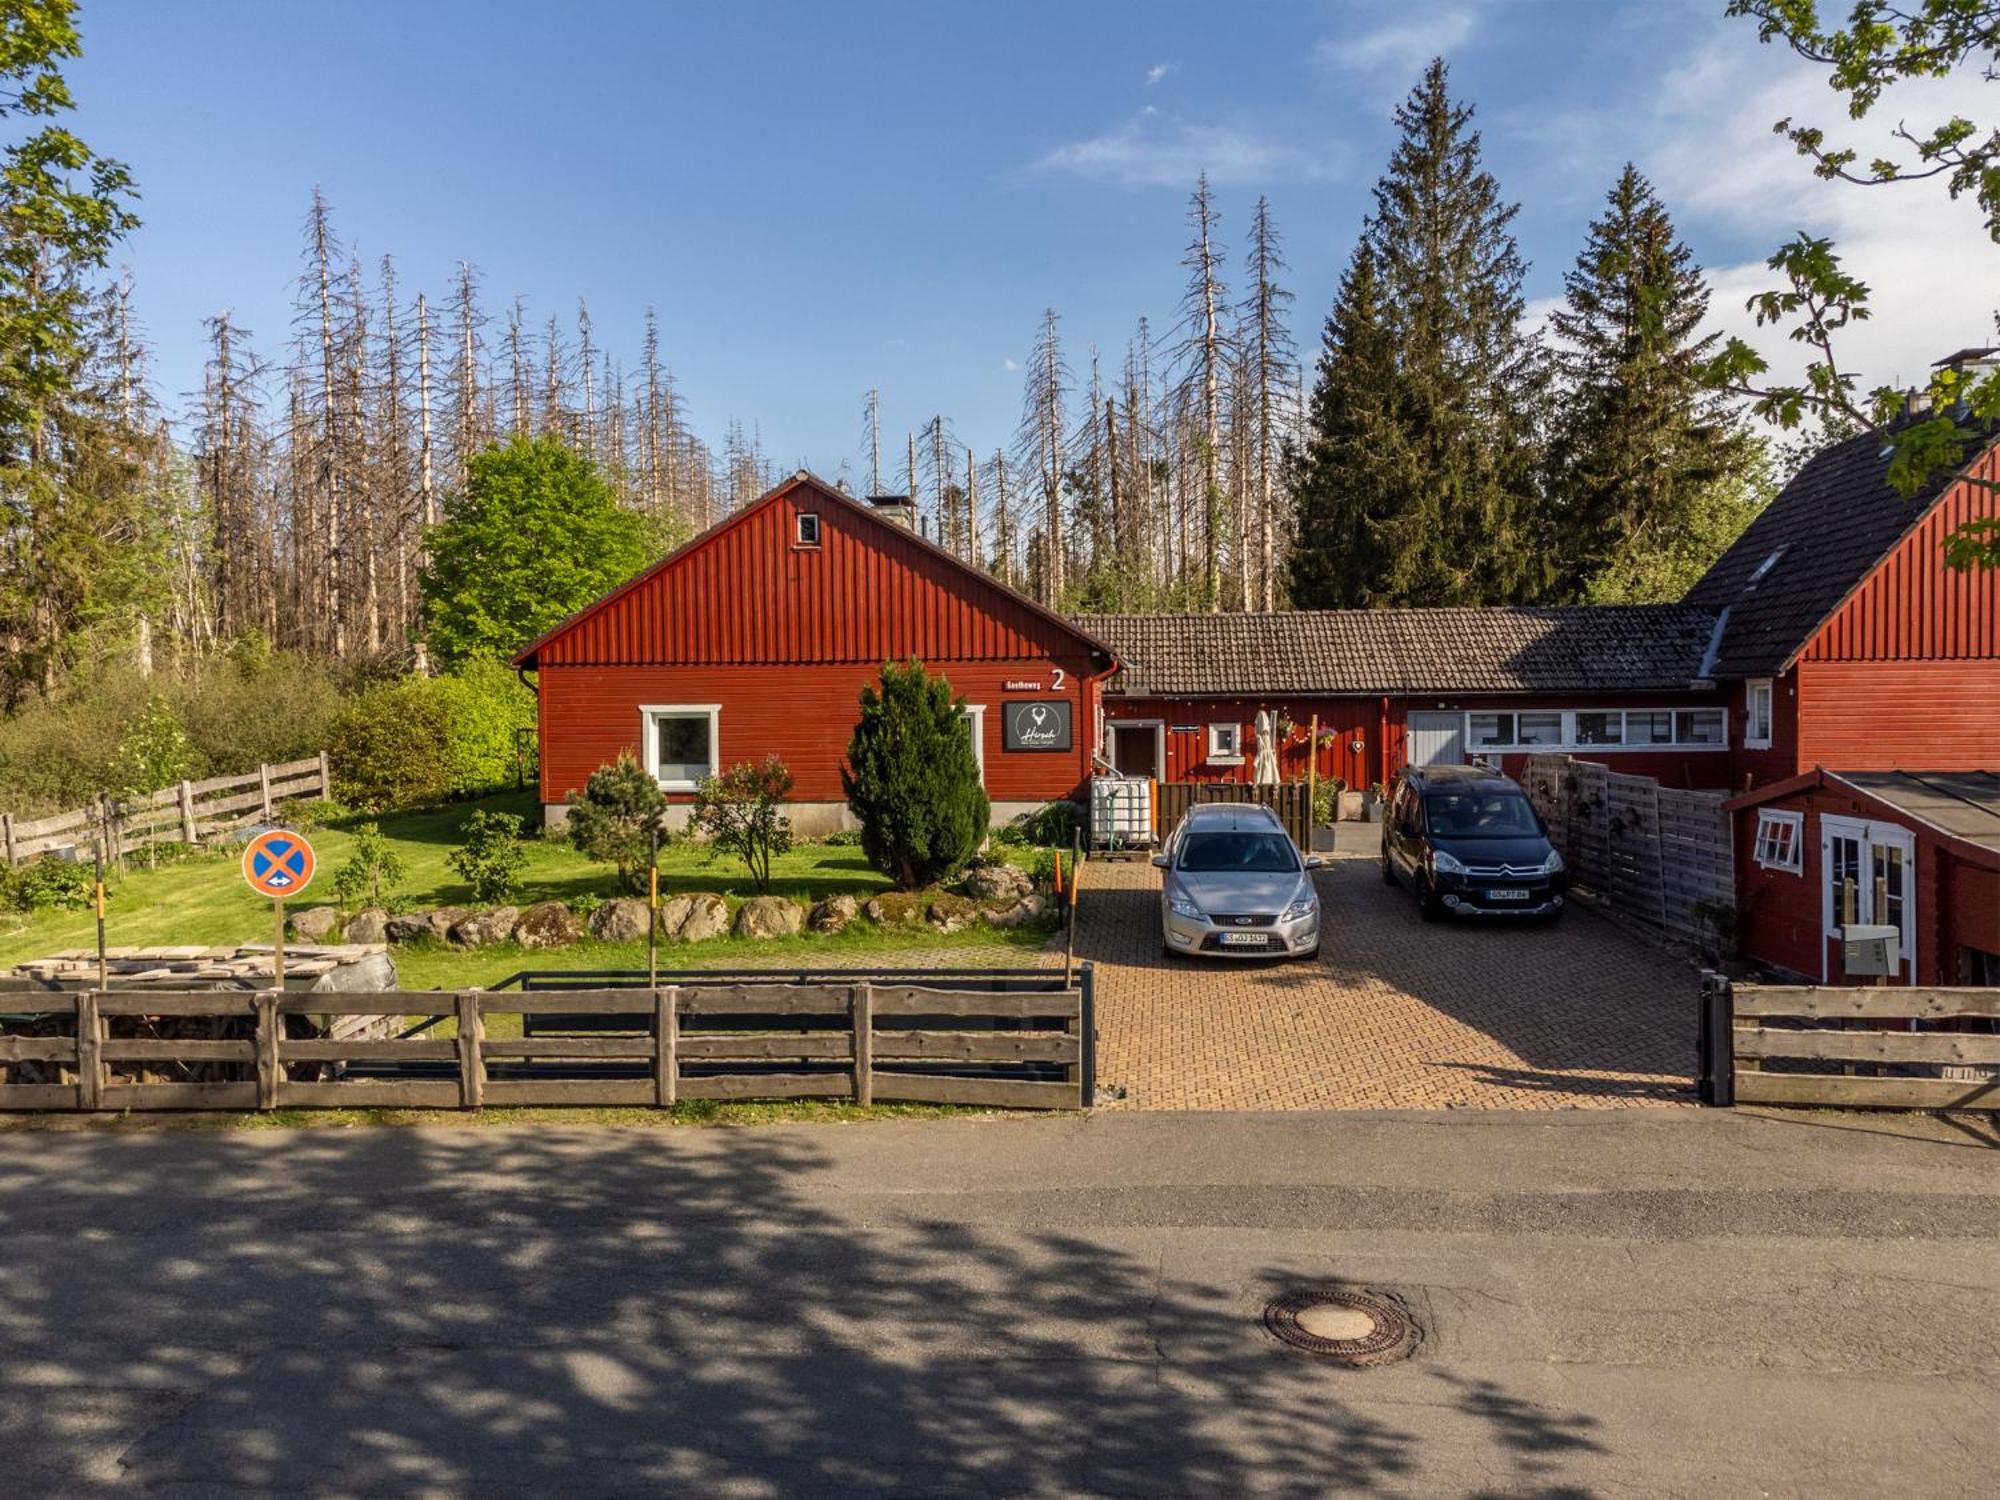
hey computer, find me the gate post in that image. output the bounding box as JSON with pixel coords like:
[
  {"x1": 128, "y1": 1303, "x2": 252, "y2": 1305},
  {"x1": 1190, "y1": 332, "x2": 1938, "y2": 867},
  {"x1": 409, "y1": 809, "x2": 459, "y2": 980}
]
[
  {"x1": 1698, "y1": 971, "x2": 1735, "y2": 1107},
  {"x1": 1078, "y1": 962, "x2": 1096, "y2": 1109}
]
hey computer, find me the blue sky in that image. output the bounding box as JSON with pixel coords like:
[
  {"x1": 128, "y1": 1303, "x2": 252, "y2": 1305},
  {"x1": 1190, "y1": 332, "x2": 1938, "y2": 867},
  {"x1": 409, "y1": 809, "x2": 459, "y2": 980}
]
[{"x1": 74, "y1": 0, "x2": 1996, "y2": 472}]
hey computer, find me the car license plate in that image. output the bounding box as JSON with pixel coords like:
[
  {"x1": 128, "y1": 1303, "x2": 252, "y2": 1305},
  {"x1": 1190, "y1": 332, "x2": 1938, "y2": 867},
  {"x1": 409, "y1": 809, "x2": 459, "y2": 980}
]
[
  {"x1": 1218, "y1": 931, "x2": 1266, "y2": 946},
  {"x1": 1487, "y1": 888, "x2": 1530, "y2": 901}
]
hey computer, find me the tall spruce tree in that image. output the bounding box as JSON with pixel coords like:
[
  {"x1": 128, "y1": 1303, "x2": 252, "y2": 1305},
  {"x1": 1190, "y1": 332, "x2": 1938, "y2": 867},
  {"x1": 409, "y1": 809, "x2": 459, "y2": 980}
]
[
  {"x1": 1288, "y1": 243, "x2": 1409, "y2": 607},
  {"x1": 1547, "y1": 164, "x2": 1759, "y2": 601},
  {"x1": 1289, "y1": 59, "x2": 1547, "y2": 606}
]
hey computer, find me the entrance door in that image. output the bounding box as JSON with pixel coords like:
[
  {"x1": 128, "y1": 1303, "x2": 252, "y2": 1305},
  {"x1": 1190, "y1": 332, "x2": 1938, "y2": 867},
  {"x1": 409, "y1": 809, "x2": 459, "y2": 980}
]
[
  {"x1": 1406, "y1": 711, "x2": 1465, "y2": 767},
  {"x1": 1820, "y1": 815, "x2": 1916, "y2": 983},
  {"x1": 1109, "y1": 722, "x2": 1161, "y2": 779}
]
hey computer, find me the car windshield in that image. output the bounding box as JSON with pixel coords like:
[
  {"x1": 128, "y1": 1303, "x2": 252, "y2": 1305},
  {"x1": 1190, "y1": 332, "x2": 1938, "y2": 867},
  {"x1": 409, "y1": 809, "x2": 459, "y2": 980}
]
[
  {"x1": 1424, "y1": 789, "x2": 1541, "y2": 838},
  {"x1": 1176, "y1": 830, "x2": 1299, "y2": 873}
]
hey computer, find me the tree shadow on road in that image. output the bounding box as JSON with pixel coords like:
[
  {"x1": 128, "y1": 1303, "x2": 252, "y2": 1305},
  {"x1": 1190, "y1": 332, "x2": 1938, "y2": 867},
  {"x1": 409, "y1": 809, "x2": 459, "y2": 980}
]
[{"x1": 0, "y1": 1123, "x2": 1613, "y2": 1496}]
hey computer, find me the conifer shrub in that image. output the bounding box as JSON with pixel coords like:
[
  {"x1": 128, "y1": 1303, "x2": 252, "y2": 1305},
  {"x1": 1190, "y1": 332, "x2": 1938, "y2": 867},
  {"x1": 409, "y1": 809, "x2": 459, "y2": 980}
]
[
  {"x1": 841, "y1": 660, "x2": 988, "y2": 891},
  {"x1": 566, "y1": 753, "x2": 668, "y2": 894}
]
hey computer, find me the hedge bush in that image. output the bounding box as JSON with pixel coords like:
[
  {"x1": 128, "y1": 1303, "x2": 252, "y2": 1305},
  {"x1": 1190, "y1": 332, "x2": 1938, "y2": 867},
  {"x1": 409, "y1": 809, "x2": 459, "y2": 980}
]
[{"x1": 328, "y1": 664, "x2": 534, "y2": 813}]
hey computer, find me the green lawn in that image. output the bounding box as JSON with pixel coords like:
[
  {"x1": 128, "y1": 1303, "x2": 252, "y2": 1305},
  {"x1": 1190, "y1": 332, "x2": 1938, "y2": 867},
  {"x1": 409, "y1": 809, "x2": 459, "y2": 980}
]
[{"x1": 0, "y1": 791, "x2": 1057, "y2": 988}]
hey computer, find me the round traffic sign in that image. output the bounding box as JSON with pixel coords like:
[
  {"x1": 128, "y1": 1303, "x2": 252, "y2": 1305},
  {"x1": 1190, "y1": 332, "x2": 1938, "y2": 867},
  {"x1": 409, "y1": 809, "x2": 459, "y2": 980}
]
[{"x1": 242, "y1": 829, "x2": 316, "y2": 898}]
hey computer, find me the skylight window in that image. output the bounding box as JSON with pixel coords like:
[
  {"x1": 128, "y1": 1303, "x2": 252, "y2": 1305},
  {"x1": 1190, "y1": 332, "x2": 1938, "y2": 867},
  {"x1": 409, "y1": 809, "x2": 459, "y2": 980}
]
[{"x1": 1747, "y1": 547, "x2": 1785, "y2": 585}]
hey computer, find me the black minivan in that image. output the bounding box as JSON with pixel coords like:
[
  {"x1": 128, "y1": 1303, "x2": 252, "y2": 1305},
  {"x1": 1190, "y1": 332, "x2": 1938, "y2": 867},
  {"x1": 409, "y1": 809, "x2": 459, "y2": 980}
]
[{"x1": 1380, "y1": 764, "x2": 1567, "y2": 921}]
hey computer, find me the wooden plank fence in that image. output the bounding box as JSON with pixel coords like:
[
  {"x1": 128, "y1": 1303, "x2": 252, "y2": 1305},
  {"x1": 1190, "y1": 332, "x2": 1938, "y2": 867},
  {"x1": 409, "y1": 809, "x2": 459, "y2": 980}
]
[
  {"x1": 1, "y1": 753, "x2": 330, "y2": 867},
  {"x1": 1699, "y1": 976, "x2": 2000, "y2": 1111},
  {"x1": 1156, "y1": 781, "x2": 1310, "y2": 848},
  {"x1": 1522, "y1": 754, "x2": 1732, "y2": 950},
  {"x1": 0, "y1": 976, "x2": 1092, "y2": 1113}
]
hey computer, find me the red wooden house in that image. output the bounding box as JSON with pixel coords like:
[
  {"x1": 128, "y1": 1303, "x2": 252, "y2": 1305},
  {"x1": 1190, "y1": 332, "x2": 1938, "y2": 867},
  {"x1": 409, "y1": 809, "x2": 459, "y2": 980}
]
[
  {"x1": 512, "y1": 472, "x2": 1117, "y2": 833},
  {"x1": 1727, "y1": 769, "x2": 2000, "y2": 987},
  {"x1": 1079, "y1": 424, "x2": 2000, "y2": 804}
]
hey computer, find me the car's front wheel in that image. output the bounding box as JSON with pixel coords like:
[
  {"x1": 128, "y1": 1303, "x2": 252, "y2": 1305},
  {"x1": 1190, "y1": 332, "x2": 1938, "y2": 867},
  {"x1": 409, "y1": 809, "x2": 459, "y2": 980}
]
[
  {"x1": 1380, "y1": 851, "x2": 1397, "y2": 885},
  {"x1": 1417, "y1": 878, "x2": 1445, "y2": 922}
]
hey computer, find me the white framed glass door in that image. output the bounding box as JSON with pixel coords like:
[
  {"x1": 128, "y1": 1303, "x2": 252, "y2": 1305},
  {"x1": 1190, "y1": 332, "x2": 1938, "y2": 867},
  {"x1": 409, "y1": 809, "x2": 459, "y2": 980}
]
[{"x1": 1819, "y1": 815, "x2": 1916, "y2": 983}]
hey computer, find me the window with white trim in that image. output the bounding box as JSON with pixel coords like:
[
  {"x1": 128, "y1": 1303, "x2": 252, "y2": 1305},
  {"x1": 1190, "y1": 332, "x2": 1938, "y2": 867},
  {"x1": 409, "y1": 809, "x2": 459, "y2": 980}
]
[
  {"x1": 1674, "y1": 708, "x2": 1726, "y2": 746},
  {"x1": 1744, "y1": 679, "x2": 1773, "y2": 749},
  {"x1": 795, "y1": 513, "x2": 821, "y2": 546},
  {"x1": 1753, "y1": 809, "x2": 1803, "y2": 873},
  {"x1": 1206, "y1": 722, "x2": 1242, "y2": 762},
  {"x1": 640, "y1": 705, "x2": 720, "y2": 790},
  {"x1": 1574, "y1": 711, "x2": 1624, "y2": 746},
  {"x1": 1468, "y1": 712, "x2": 1515, "y2": 749},
  {"x1": 961, "y1": 705, "x2": 986, "y2": 785}
]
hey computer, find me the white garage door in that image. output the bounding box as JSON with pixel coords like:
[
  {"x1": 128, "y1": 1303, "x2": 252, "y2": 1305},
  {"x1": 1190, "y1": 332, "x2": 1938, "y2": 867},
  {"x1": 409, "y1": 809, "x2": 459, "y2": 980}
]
[{"x1": 1406, "y1": 711, "x2": 1465, "y2": 767}]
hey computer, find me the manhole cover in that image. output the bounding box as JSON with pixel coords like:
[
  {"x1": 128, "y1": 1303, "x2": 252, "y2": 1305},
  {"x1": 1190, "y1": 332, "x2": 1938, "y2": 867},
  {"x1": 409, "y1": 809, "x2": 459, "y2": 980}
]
[{"x1": 1263, "y1": 1287, "x2": 1419, "y2": 1366}]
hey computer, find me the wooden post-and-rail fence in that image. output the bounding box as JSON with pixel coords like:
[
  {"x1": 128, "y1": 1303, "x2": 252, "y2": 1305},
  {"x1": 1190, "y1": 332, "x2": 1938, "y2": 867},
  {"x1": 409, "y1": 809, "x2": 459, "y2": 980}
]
[
  {"x1": 1698, "y1": 976, "x2": 2000, "y2": 1112},
  {"x1": 0, "y1": 753, "x2": 331, "y2": 868},
  {"x1": 0, "y1": 976, "x2": 1094, "y2": 1114}
]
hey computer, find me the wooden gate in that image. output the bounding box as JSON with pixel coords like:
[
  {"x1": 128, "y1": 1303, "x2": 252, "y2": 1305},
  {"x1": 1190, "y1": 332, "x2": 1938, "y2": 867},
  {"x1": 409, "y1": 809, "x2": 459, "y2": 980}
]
[{"x1": 1155, "y1": 782, "x2": 1311, "y2": 848}]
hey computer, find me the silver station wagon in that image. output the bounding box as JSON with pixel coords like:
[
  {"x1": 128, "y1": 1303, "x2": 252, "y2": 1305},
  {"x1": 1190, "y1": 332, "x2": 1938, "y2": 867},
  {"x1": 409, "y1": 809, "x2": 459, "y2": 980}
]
[{"x1": 1153, "y1": 803, "x2": 1324, "y2": 960}]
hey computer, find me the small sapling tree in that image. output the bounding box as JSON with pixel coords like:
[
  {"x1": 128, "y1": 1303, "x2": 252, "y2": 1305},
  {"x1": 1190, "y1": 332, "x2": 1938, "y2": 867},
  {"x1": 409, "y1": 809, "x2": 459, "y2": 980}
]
[
  {"x1": 566, "y1": 753, "x2": 668, "y2": 894},
  {"x1": 841, "y1": 660, "x2": 989, "y2": 890},
  {"x1": 690, "y1": 755, "x2": 794, "y2": 892},
  {"x1": 447, "y1": 809, "x2": 528, "y2": 904},
  {"x1": 330, "y1": 822, "x2": 408, "y2": 910}
]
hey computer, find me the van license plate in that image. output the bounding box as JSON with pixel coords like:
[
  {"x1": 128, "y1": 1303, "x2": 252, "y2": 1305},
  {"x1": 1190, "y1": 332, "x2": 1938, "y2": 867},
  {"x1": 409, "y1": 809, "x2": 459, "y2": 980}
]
[
  {"x1": 1487, "y1": 888, "x2": 1530, "y2": 901},
  {"x1": 1218, "y1": 932, "x2": 1266, "y2": 946}
]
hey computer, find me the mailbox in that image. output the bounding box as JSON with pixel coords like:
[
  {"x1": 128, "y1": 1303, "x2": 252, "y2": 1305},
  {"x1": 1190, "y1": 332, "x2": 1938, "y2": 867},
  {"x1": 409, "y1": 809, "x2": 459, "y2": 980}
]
[{"x1": 1840, "y1": 923, "x2": 1901, "y2": 978}]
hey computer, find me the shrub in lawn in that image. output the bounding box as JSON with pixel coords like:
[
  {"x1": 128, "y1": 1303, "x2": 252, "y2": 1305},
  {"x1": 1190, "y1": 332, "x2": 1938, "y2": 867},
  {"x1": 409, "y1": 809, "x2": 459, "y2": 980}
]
[
  {"x1": 1017, "y1": 800, "x2": 1077, "y2": 849},
  {"x1": 108, "y1": 695, "x2": 200, "y2": 798},
  {"x1": 330, "y1": 822, "x2": 409, "y2": 911},
  {"x1": 428, "y1": 658, "x2": 536, "y2": 798},
  {"x1": 566, "y1": 753, "x2": 667, "y2": 894},
  {"x1": 691, "y1": 755, "x2": 794, "y2": 892},
  {"x1": 0, "y1": 855, "x2": 95, "y2": 913},
  {"x1": 329, "y1": 680, "x2": 453, "y2": 812},
  {"x1": 841, "y1": 660, "x2": 988, "y2": 890},
  {"x1": 447, "y1": 810, "x2": 528, "y2": 904}
]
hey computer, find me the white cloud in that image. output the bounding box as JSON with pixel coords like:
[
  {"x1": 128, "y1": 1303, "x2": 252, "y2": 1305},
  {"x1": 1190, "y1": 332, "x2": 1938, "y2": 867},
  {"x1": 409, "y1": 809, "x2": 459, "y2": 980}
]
[
  {"x1": 1641, "y1": 35, "x2": 1997, "y2": 396},
  {"x1": 1145, "y1": 62, "x2": 1174, "y2": 87},
  {"x1": 1024, "y1": 110, "x2": 1346, "y2": 188},
  {"x1": 1003, "y1": 357, "x2": 1021, "y2": 372},
  {"x1": 1315, "y1": 7, "x2": 1476, "y2": 79}
]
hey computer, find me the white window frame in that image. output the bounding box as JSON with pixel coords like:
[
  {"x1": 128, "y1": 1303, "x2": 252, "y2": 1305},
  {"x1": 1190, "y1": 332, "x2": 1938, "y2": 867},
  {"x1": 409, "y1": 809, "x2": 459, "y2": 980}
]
[
  {"x1": 1744, "y1": 679, "x2": 1773, "y2": 749},
  {"x1": 639, "y1": 704, "x2": 720, "y2": 791},
  {"x1": 1206, "y1": 722, "x2": 1244, "y2": 764},
  {"x1": 795, "y1": 512, "x2": 822, "y2": 546},
  {"x1": 1819, "y1": 814, "x2": 1917, "y2": 983},
  {"x1": 961, "y1": 704, "x2": 986, "y2": 785},
  {"x1": 1752, "y1": 808, "x2": 1803, "y2": 873},
  {"x1": 1452, "y1": 707, "x2": 1731, "y2": 754}
]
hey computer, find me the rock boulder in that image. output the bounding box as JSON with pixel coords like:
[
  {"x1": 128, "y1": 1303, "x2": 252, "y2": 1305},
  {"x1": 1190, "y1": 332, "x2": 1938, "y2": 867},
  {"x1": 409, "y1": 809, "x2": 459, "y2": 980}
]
[
  {"x1": 514, "y1": 900, "x2": 582, "y2": 949},
  {"x1": 589, "y1": 897, "x2": 653, "y2": 944},
  {"x1": 734, "y1": 895, "x2": 805, "y2": 940},
  {"x1": 864, "y1": 891, "x2": 923, "y2": 927},
  {"x1": 963, "y1": 864, "x2": 1033, "y2": 902},
  {"x1": 661, "y1": 892, "x2": 729, "y2": 943},
  {"x1": 982, "y1": 894, "x2": 1050, "y2": 929},
  {"x1": 808, "y1": 894, "x2": 858, "y2": 934},
  {"x1": 450, "y1": 906, "x2": 520, "y2": 946},
  {"x1": 926, "y1": 892, "x2": 978, "y2": 933},
  {"x1": 288, "y1": 906, "x2": 340, "y2": 943},
  {"x1": 343, "y1": 907, "x2": 389, "y2": 945}
]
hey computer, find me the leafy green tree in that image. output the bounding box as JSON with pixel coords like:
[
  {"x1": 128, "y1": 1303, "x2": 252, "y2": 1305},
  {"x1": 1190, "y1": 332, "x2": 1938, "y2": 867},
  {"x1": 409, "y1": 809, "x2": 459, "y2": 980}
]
[
  {"x1": 1290, "y1": 60, "x2": 1547, "y2": 606},
  {"x1": 0, "y1": 1, "x2": 146, "y2": 701},
  {"x1": 330, "y1": 822, "x2": 407, "y2": 911},
  {"x1": 1546, "y1": 166, "x2": 1763, "y2": 600},
  {"x1": 107, "y1": 694, "x2": 196, "y2": 798},
  {"x1": 419, "y1": 435, "x2": 657, "y2": 665},
  {"x1": 565, "y1": 753, "x2": 667, "y2": 894},
  {"x1": 841, "y1": 660, "x2": 988, "y2": 891},
  {"x1": 1707, "y1": 2, "x2": 2000, "y2": 567},
  {"x1": 447, "y1": 809, "x2": 527, "y2": 905},
  {"x1": 691, "y1": 755, "x2": 794, "y2": 892}
]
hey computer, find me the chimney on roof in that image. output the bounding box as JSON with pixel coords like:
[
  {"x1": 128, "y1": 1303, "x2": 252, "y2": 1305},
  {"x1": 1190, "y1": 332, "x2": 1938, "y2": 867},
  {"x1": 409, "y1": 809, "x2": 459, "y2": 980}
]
[{"x1": 865, "y1": 493, "x2": 917, "y2": 530}]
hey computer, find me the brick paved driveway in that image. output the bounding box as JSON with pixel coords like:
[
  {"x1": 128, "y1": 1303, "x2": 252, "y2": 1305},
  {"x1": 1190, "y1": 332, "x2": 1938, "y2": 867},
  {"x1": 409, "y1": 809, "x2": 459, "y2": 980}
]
[{"x1": 1075, "y1": 844, "x2": 1698, "y2": 1110}]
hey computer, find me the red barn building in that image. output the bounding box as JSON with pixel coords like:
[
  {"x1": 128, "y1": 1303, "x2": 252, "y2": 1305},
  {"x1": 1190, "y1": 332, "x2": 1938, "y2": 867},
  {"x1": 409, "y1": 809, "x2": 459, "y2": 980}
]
[
  {"x1": 513, "y1": 473, "x2": 1116, "y2": 833},
  {"x1": 1727, "y1": 769, "x2": 2000, "y2": 987}
]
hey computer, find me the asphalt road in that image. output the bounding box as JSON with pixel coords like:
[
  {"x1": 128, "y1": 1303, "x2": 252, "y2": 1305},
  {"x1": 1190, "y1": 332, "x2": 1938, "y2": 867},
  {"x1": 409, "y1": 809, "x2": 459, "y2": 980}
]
[{"x1": 3, "y1": 1108, "x2": 1996, "y2": 1497}]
